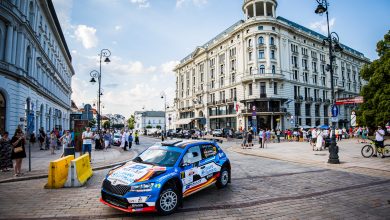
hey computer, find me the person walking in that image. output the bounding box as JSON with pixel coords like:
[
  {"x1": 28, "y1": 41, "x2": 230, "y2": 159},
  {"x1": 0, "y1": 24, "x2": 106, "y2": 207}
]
[
  {"x1": 276, "y1": 129, "x2": 281, "y2": 143},
  {"x1": 128, "y1": 133, "x2": 133, "y2": 150},
  {"x1": 0, "y1": 131, "x2": 13, "y2": 172},
  {"x1": 361, "y1": 127, "x2": 368, "y2": 143},
  {"x1": 82, "y1": 127, "x2": 93, "y2": 162},
  {"x1": 38, "y1": 127, "x2": 46, "y2": 150},
  {"x1": 373, "y1": 126, "x2": 385, "y2": 158},
  {"x1": 247, "y1": 130, "x2": 253, "y2": 148},
  {"x1": 314, "y1": 129, "x2": 323, "y2": 151},
  {"x1": 10, "y1": 128, "x2": 26, "y2": 177},
  {"x1": 59, "y1": 130, "x2": 72, "y2": 157},
  {"x1": 258, "y1": 129, "x2": 263, "y2": 148},
  {"x1": 311, "y1": 128, "x2": 317, "y2": 150},
  {"x1": 135, "y1": 131, "x2": 140, "y2": 145},
  {"x1": 103, "y1": 131, "x2": 110, "y2": 151},
  {"x1": 242, "y1": 130, "x2": 247, "y2": 149},
  {"x1": 49, "y1": 132, "x2": 57, "y2": 155}
]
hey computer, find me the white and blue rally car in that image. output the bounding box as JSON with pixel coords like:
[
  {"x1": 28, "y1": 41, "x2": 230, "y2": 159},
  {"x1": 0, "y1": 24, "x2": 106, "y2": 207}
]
[{"x1": 100, "y1": 140, "x2": 231, "y2": 215}]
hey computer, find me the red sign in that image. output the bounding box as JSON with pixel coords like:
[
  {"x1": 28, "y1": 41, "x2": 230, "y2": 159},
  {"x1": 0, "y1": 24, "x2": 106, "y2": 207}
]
[{"x1": 335, "y1": 96, "x2": 363, "y2": 105}]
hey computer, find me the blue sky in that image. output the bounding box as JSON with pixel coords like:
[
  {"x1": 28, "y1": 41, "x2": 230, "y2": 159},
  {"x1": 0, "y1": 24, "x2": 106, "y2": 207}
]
[{"x1": 52, "y1": 0, "x2": 390, "y2": 117}]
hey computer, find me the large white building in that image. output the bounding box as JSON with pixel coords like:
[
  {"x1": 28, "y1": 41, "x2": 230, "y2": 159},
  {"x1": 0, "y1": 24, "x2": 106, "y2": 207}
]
[
  {"x1": 174, "y1": 0, "x2": 369, "y2": 132},
  {"x1": 135, "y1": 111, "x2": 165, "y2": 132},
  {"x1": 0, "y1": 0, "x2": 74, "y2": 134}
]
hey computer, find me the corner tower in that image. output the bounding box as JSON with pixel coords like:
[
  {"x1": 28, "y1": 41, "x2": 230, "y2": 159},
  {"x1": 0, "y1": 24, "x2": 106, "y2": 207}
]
[{"x1": 242, "y1": 0, "x2": 277, "y2": 20}]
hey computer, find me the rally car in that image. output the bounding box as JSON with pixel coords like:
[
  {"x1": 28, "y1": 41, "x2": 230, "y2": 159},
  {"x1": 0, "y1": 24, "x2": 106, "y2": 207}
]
[{"x1": 100, "y1": 140, "x2": 231, "y2": 215}]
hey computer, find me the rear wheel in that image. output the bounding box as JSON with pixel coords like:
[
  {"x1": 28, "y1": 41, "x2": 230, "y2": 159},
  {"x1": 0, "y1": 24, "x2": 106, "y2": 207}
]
[
  {"x1": 361, "y1": 145, "x2": 374, "y2": 158},
  {"x1": 383, "y1": 144, "x2": 390, "y2": 157},
  {"x1": 216, "y1": 167, "x2": 229, "y2": 188},
  {"x1": 156, "y1": 185, "x2": 179, "y2": 215}
]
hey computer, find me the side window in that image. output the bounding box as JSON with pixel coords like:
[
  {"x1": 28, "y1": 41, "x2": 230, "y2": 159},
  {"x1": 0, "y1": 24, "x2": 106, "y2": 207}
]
[
  {"x1": 201, "y1": 145, "x2": 217, "y2": 159},
  {"x1": 182, "y1": 146, "x2": 202, "y2": 165}
]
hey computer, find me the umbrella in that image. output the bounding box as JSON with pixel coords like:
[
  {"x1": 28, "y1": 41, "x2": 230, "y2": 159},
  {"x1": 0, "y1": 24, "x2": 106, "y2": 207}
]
[{"x1": 317, "y1": 125, "x2": 329, "y2": 129}]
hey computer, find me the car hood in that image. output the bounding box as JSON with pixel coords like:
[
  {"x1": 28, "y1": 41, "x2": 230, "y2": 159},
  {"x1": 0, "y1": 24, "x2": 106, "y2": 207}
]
[{"x1": 107, "y1": 162, "x2": 167, "y2": 185}]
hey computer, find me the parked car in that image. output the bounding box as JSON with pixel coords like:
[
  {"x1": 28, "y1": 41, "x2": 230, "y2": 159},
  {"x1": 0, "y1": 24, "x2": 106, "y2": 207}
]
[
  {"x1": 100, "y1": 140, "x2": 231, "y2": 215},
  {"x1": 112, "y1": 133, "x2": 122, "y2": 146},
  {"x1": 212, "y1": 129, "x2": 223, "y2": 137},
  {"x1": 234, "y1": 131, "x2": 243, "y2": 139}
]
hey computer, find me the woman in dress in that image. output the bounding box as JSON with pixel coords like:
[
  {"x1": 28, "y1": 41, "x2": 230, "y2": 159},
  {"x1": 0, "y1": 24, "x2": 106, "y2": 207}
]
[
  {"x1": 0, "y1": 131, "x2": 13, "y2": 172},
  {"x1": 59, "y1": 130, "x2": 72, "y2": 156},
  {"x1": 315, "y1": 129, "x2": 323, "y2": 151},
  {"x1": 49, "y1": 132, "x2": 57, "y2": 155},
  {"x1": 10, "y1": 129, "x2": 26, "y2": 176}
]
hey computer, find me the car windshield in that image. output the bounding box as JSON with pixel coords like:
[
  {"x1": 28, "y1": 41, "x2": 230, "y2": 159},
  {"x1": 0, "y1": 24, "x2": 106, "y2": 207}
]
[{"x1": 134, "y1": 148, "x2": 181, "y2": 167}]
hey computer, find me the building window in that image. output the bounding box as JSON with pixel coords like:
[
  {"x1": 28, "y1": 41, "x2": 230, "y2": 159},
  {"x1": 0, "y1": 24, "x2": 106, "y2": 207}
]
[
  {"x1": 272, "y1": 65, "x2": 275, "y2": 74},
  {"x1": 249, "y1": 52, "x2": 253, "y2": 61},
  {"x1": 248, "y1": 83, "x2": 253, "y2": 96},
  {"x1": 258, "y1": 50, "x2": 264, "y2": 59},
  {"x1": 260, "y1": 82, "x2": 266, "y2": 97},
  {"x1": 303, "y1": 72, "x2": 308, "y2": 83},
  {"x1": 306, "y1": 118, "x2": 312, "y2": 126},
  {"x1": 315, "y1": 104, "x2": 320, "y2": 117},
  {"x1": 270, "y1": 37, "x2": 274, "y2": 45},
  {"x1": 271, "y1": 50, "x2": 275, "y2": 59},
  {"x1": 293, "y1": 70, "x2": 298, "y2": 81},
  {"x1": 259, "y1": 65, "x2": 265, "y2": 74},
  {"x1": 324, "y1": 105, "x2": 329, "y2": 117},
  {"x1": 249, "y1": 67, "x2": 253, "y2": 75},
  {"x1": 231, "y1": 73, "x2": 235, "y2": 83},
  {"x1": 258, "y1": 26, "x2": 263, "y2": 30},
  {"x1": 295, "y1": 103, "x2": 301, "y2": 116},
  {"x1": 305, "y1": 104, "x2": 311, "y2": 116},
  {"x1": 248, "y1": 39, "x2": 253, "y2": 47},
  {"x1": 258, "y1": 36, "x2": 264, "y2": 45},
  {"x1": 274, "y1": 82, "x2": 278, "y2": 94},
  {"x1": 220, "y1": 77, "x2": 224, "y2": 87}
]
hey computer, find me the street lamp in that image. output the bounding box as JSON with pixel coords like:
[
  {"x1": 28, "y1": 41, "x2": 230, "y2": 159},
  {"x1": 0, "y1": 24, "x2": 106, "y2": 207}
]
[
  {"x1": 161, "y1": 91, "x2": 167, "y2": 141},
  {"x1": 89, "y1": 49, "x2": 111, "y2": 133},
  {"x1": 314, "y1": 0, "x2": 342, "y2": 164}
]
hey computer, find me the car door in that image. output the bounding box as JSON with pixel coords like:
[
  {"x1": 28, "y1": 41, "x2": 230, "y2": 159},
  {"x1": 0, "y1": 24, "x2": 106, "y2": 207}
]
[
  {"x1": 180, "y1": 146, "x2": 202, "y2": 194},
  {"x1": 198, "y1": 144, "x2": 221, "y2": 181}
]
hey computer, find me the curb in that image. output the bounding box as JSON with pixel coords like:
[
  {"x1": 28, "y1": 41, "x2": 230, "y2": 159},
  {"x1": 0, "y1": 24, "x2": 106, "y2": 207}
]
[{"x1": 0, "y1": 159, "x2": 131, "y2": 184}]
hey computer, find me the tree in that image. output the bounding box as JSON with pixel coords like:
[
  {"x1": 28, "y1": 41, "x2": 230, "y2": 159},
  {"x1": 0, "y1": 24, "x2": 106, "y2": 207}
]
[
  {"x1": 156, "y1": 125, "x2": 161, "y2": 129},
  {"x1": 127, "y1": 115, "x2": 135, "y2": 130},
  {"x1": 358, "y1": 30, "x2": 390, "y2": 128},
  {"x1": 89, "y1": 118, "x2": 96, "y2": 128},
  {"x1": 103, "y1": 121, "x2": 111, "y2": 129},
  {"x1": 146, "y1": 125, "x2": 152, "y2": 129}
]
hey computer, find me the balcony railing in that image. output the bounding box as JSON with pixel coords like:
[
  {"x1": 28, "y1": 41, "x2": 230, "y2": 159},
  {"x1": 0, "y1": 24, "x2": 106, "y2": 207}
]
[
  {"x1": 241, "y1": 107, "x2": 281, "y2": 113},
  {"x1": 241, "y1": 73, "x2": 284, "y2": 82}
]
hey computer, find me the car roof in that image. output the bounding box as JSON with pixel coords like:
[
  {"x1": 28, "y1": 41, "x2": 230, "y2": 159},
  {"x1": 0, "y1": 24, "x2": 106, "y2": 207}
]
[{"x1": 161, "y1": 140, "x2": 217, "y2": 149}]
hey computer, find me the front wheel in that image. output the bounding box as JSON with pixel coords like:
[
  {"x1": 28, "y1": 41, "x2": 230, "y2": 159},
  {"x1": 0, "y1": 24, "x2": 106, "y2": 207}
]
[
  {"x1": 216, "y1": 167, "x2": 229, "y2": 188},
  {"x1": 156, "y1": 188, "x2": 179, "y2": 215},
  {"x1": 383, "y1": 144, "x2": 390, "y2": 157},
  {"x1": 361, "y1": 145, "x2": 374, "y2": 158}
]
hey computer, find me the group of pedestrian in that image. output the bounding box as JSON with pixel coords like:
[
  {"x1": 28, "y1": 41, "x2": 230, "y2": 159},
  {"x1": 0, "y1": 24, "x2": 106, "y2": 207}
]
[
  {"x1": 240, "y1": 128, "x2": 282, "y2": 149},
  {"x1": 0, "y1": 128, "x2": 26, "y2": 177}
]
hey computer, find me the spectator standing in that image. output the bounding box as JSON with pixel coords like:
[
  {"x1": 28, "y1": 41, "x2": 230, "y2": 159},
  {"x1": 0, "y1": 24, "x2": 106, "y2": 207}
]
[
  {"x1": 135, "y1": 131, "x2": 140, "y2": 145},
  {"x1": 311, "y1": 128, "x2": 317, "y2": 150},
  {"x1": 10, "y1": 128, "x2": 26, "y2": 177},
  {"x1": 247, "y1": 130, "x2": 253, "y2": 148},
  {"x1": 276, "y1": 129, "x2": 281, "y2": 143},
  {"x1": 361, "y1": 127, "x2": 368, "y2": 143},
  {"x1": 59, "y1": 130, "x2": 72, "y2": 156},
  {"x1": 314, "y1": 129, "x2": 323, "y2": 151},
  {"x1": 82, "y1": 127, "x2": 93, "y2": 162},
  {"x1": 128, "y1": 133, "x2": 133, "y2": 150},
  {"x1": 38, "y1": 127, "x2": 46, "y2": 150},
  {"x1": 242, "y1": 130, "x2": 247, "y2": 149},
  {"x1": 103, "y1": 131, "x2": 110, "y2": 151},
  {"x1": 0, "y1": 131, "x2": 13, "y2": 172},
  {"x1": 258, "y1": 129, "x2": 263, "y2": 148},
  {"x1": 373, "y1": 126, "x2": 385, "y2": 158},
  {"x1": 49, "y1": 132, "x2": 57, "y2": 155}
]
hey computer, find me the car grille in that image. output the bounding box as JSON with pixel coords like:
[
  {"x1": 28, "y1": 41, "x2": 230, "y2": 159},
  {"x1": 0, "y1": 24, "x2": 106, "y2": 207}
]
[
  {"x1": 101, "y1": 191, "x2": 129, "y2": 209},
  {"x1": 102, "y1": 179, "x2": 131, "y2": 196}
]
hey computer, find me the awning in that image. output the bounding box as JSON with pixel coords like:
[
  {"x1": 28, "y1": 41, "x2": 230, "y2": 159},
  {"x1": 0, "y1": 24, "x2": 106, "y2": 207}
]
[{"x1": 175, "y1": 118, "x2": 194, "y2": 125}]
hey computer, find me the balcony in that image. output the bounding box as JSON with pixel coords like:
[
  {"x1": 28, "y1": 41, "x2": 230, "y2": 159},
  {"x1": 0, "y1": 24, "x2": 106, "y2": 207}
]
[
  {"x1": 260, "y1": 93, "x2": 267, "y2": 98},
  {"x1": 241, "y1": 106, "x2": 281, "y2": 113},
  {"x1": 325, "y1": 99, "x2": 331, "y2": 104},
  {"x1": 207, "y1": 101, "x2": 216, "y2": 106},
  {"x1": 241, "y1": 73, "x2": 284, "y2": 83},
  {"x1": 294, "y1": 95, "x2": 303, "y2": 102},
  {"x1": 305, "y1": 97, "x2": 313, "y2": 102}
]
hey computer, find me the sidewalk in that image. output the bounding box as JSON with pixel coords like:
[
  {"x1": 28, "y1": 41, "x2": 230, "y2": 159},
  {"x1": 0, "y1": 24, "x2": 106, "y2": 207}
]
[
  {"x1": 0, "y1": 142, "x2": 137, "y2": 182},
  {"x1": 229, "y1": 138, "x2": 390, "y2": 178}
]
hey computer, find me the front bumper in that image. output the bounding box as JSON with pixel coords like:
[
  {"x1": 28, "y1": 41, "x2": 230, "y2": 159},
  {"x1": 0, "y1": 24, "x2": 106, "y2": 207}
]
[{"x1": 100, "y1": 190, "x2": 157, "y2": 213}]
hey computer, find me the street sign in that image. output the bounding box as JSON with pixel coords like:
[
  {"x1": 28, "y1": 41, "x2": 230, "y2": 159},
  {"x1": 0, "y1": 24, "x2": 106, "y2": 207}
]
[
  {"x1": 351, "y1": 114, "x2": 357, "y2": 127},
  {"x1": 331, "y1": 105, "x2": 339, "y2": 117},
  {"x1": 331, "y1": 117, "x2": 338, "y2": 123}
]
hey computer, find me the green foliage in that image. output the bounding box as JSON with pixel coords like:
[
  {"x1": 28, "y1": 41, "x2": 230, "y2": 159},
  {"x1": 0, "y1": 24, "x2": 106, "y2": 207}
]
[
  {"x1": 358, "y1": 30, "x2": 390, "y2": 128},
  {"x1": 103, "y1": 121, "x2": 110, "y2": 129},
  {"x1": 127, "y1": 115, "x2": 135, "y2": 130},
  {"x1": 146, "y1": 125, "x2": 152, "y2": 129},
  {"x1": 156, "y1": 125, "x2": 161, "y2": 129}
]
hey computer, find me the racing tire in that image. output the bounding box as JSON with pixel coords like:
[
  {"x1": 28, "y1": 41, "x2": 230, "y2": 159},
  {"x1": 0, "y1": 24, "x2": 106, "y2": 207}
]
[
  {"x1": 383, "y1": 144, "x2": 390, "y2": 157},
  {"x1": 156, "y1": 187, "x2": 179, "y2": 215},
  {"x1": 216, "y1": 167, "x2": 229, "y2": 189},
  {"x1": 361, "y1": 145, "x2": 374, "y2": 158}
]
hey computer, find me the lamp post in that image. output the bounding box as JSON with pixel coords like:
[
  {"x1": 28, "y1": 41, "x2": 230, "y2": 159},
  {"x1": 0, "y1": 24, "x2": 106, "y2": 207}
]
[
  {"x1": 89, "y1": 49, "x2": 111, "y2": 133},
  {"x1": 314, "y1": 0, "x2": 343, "y2": 164},
  {"x1": 161, "y1": 92, "x2": 167, "y2": 141}
]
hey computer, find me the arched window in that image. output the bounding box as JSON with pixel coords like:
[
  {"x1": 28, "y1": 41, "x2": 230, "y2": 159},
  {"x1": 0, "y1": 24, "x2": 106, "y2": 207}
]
[
  {"x1": 248, "y1": 39, "x2": 252, "y2": 47},
  {"x1": 259, "y1": 65, "x2": 265, "y2": 74},
  {"x1": 258, "y1": 36, "x2": 264, "y2": 45},
  {"x1": 28, "y1": 1, "x2": 34, "y2": 27},
  {"x1": 26, "y1": 46, "x2": 32, "y2": 74},
  {"x1": 249, "y1": 67, "x2": 253, "y2": 75},
  {"x1": 270, "y1": 37, "x2": 275, "y2": 45},
  {"x1": 272, "y1": 65, "x2": 276, "y2": 74}
]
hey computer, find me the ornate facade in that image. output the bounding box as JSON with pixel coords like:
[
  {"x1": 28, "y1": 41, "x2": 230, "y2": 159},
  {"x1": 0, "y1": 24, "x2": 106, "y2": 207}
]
[
  {"x1": 174, "y1": 0, "x2": 369, "y2": 131},
  {"x1": 0, "y1": 0, "x2": 74, "y2": 134}
]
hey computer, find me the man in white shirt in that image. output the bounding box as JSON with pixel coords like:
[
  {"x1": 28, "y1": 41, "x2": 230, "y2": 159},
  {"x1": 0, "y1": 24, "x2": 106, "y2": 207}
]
[
  {"x1": 374, "y1": 126, "x2": 385, "y2": 158},
  {"x1": 82, "y1": 127, "x2": 93, "y2": 161}
]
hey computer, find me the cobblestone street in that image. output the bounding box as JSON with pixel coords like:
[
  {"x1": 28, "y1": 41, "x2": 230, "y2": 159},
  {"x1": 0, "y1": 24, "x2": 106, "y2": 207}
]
[{"x1": 0, "y1": 137, "x2": 389, "y2": 219}]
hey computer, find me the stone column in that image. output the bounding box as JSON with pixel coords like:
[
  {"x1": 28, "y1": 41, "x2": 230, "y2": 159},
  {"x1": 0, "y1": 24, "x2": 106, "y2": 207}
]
[
  {"x1": 245, "y1": 7, "x2": 248, "y2": 20},
  {"x1": 264, "y1": 2, "x2": 267, "y2": 16},
  {"x1": 253, "y1": 3, "x2": 256, "y2": 17},
  {"x1": 272, "y1": 4, "x2": 275, "y2": 17},
  {"x1": 5, "y1": 24, "x2": 14, "y2": 63},
  {"x1": 12, "y1": 27, "x2": 17, "y2": 64},
  {"x1": 16, "y1": 32, "x2": 23, "y2": 67}
]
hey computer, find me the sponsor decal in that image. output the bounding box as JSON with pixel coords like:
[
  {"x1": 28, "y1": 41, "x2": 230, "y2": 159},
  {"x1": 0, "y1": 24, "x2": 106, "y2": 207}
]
[
  {"x1": 200, "y1": 163, "x2": 220, "y2": 177},
  {"x1": 127, "y1": 196, "x2": 150, "y2": 204},
  {"x1": 218, "y1": 152, "x2": 225, "y2": 158},
  {"x1": 199, "y1": 156, "x2": 215, "y2": 166},
  {"x1": 131, "y1": 203, "x2": 145, "y2": 208},
  {"x1": 154, "y1": 183, "x2": 161, "y2": 188},
  {"x1": 180, "y1": 172, "x2": 185, "y2": 179},
  {"x1": 131, "y1": 165, "x2": 147, "y2": 170},
  {"x1": 185, "y1": 179, "x2": 203, "y2": 190}
]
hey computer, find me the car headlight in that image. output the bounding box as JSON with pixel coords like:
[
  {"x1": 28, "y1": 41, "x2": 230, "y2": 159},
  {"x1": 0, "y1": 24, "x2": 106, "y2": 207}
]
[{"x1": 130, "y1": 183, "x2": 155, "y2": 192}]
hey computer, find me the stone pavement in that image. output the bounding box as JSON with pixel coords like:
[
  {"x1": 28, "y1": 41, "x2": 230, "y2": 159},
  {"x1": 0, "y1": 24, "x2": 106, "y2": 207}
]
[
  {"x1": 229, "y1": 138, "x2": 390, "y2": 178},
  {"x1": 0, "y1": 144, "x2": 389, "y2": 219},
  {"x1": 0, "y1": 136, "x2": 157, "y2": 182}
]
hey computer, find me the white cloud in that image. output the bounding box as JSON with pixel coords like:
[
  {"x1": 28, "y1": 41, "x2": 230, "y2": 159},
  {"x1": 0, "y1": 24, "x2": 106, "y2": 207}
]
[
  {"x1": 130, "y1": 0, "x2": 150, "y2": 8},
  {"x1": 176, "y1": 0, "x2": 208, "y2": 8},
  {"x1": 114, "y1": 25, "x2": 122, "y2": 31},
  {"x1": 108, "y1": 59, "x2": 157, "y2": 75},
  {"x1": 309, "y1": 18, "x2": 336, "y2": 34},
  {"x1": 74, "y1": 25, "x2": 98, "y2": 49},
  {"x1": 161, "y1": 60, "x2": 180, "y2": 75},
  {"x1": 52, "y1": 0, "x2": 73, "y2": 32}
]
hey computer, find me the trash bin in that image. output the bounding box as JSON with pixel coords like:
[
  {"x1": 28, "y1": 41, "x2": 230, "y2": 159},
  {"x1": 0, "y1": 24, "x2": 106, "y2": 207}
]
[{"x1": 64, "y1": 147, "x2": 75, "y2": 157}]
